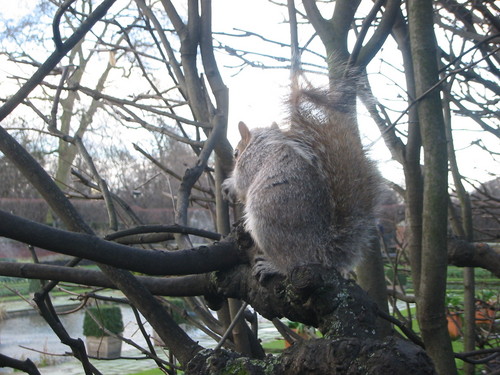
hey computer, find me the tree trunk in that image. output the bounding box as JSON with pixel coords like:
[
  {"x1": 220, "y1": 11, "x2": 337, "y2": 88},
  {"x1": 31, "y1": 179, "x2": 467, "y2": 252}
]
[
  {"x1": 443, "y1": 83, "x2": 476, "y2": 375},
  {"x1": 356, "y1": 232, "x2": 391, "y2": 336},
  {"x1": 391, "y1": 9, "x2": 425, "y2": 298},
  {"x1": 407, "y1": 1, "x2": 457, "y2": 374}
]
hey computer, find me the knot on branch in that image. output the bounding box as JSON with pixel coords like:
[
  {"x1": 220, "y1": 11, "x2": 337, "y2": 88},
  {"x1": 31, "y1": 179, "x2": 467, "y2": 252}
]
[{"x1": 289, "y1": 263, "x2": 324, "y2": 297}]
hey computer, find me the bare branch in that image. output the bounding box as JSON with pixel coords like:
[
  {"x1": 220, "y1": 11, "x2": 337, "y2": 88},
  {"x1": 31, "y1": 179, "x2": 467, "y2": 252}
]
[
  {"x1": 0, "y1": 209, "x2": 239, "y2": 276},
  {"x1": 52, "y1": 1, "x2": 79, "y2": 50},
  {"x1": 0, "y1": 354, "x2": 41, "y2": 375},
  {"x1": 75, "y1": 136, "x2": 118, "y2": 231},
  {"x1": 0, "y1": 0, "x2": 117, "y2": 122},
  {"x1": 448, "y1": 239, "x2": 500, "y2": 278},
  {"x1": 355, "y1": 0, "x2": 400, "y2": 68}
]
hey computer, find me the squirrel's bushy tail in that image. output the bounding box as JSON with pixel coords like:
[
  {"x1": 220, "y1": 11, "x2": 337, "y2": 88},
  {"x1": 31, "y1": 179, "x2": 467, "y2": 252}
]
[{"x1": 287, "y1": 86, "x2": 381, "y2": 267}]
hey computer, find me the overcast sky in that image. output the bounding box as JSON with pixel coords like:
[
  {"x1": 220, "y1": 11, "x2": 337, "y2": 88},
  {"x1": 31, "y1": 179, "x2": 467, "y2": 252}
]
[{"x1": 1, "y1": 0, "x2": 497, "y2": 189}]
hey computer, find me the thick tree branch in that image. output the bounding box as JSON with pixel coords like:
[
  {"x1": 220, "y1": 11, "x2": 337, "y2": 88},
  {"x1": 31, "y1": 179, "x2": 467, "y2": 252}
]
[
  {"x1": 200, "y1": 0, "x2": 233, "y2": 173},
  {"x1": 408, "y1": 1, "x2": 457, "y2": 373},
  {"x1": 348, "y1": 0, "x2": 386, "y2": 68},
  {"x1": 356, "y1": 0, "x2": 400, "y2": 68},
  {"x1": 0, "y1": 262, "x2": 210, "y2": 296},
  {"x1": 216, "y1": 263, "x2": 378, "y2": 338},
  {"x1": 187, "y1": 245, "x2": 435, "y2": 374},
  {"x1": 105, "y1": 224, "x2": 221, "y2": 241},
  {"x1": 302, "y1": 0, "x2": 335, "y2": 50},
  {"x1": 0, "y1": 354, "x2": 41, "y2": 375},
  {"x1": 186, "y1": 335, "x2": 435, "y2": 375},
  {"x1": 0, "y1": 209, "x2": 240, "y2": 276},
  {"x1": 331, "y1": 0, "x2": 361, "y2": 48},
  {"x1": 448, "y1": 239, "x2": 500, "y2": 278}
]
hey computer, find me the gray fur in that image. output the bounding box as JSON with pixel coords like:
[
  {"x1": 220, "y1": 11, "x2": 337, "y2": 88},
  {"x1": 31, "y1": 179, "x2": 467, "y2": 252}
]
[{"x1": 223, "y1": 89, "x2": 381, "y2": 277}]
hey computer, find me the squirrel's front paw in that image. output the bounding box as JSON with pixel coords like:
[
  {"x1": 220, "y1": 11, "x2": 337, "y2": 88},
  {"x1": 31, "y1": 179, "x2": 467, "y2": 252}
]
[{"x1": 221, "y1": 178, "x2": 237, "y2": 203}]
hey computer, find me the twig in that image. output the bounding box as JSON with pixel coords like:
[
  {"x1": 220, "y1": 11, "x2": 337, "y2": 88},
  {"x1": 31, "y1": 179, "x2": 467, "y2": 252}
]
[
  {"x1": 49, "y1": 65, "x2": 71, "y2": 132},
  {"x1": 0, "y1": 0, "x2": 117, "y2": 122},
  {"x1": 214, "y1": 302, "x2": 248, "y2": 350},
  {"x1": 377, "y1": 310, "x2": 425, "y2": 348},
  {"x1": 130, "y1": 305, "x2": 174, "y2": 375},
  {"x1": 52, "y1": 0, "x2": 78, "y2": 50},
  {"x1": 272, "y1": 317, "x2": 304, "y2": 345},
  {"x1": 18, "y1": 346, "x2": 69, "y2": 357},
  {"x1": 133, "y1": 143, "x2": 213, "y2": 195},
  {"x1": 2, "y1": 284, "x2": 37, "y2": 309}
]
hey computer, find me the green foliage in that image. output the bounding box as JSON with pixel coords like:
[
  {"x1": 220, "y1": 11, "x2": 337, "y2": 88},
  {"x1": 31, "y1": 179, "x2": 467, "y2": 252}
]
[
  {"x1": 286, "y1": 321, "x2": 301, "y2": 329},
  {"x1": 262, "y1": 339, "x2": 285, "y2": 353},
  {"x1": 0, "y1": 274, "x2": 31, "y2": 297},
  {"x1": 477, "y1": 289, "x2": 498, "y2": 303},
  {"x1": 83, "y1": 305, "x2": 123, "y2": 337},
  {"x1": 446, "y1": 292, "x2": 464, "y2": 311}
]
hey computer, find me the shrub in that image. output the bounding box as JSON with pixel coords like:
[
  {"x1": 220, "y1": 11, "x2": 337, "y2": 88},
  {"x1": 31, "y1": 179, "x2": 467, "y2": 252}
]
[{"x1": 83, "y1": 305, "x2": 124, "y2": 337}]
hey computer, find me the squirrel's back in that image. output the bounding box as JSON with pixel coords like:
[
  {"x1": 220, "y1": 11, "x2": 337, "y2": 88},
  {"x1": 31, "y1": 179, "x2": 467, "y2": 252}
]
[{"x1": 224, "y1": 87, "x2": 381, "y2": 275}]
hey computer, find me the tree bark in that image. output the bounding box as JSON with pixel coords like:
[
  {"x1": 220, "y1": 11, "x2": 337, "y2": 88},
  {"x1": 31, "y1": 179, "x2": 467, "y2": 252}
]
[
  {"x1": 194, "y1": 255, "x2": 436, "y2": 374},
  {"x1": 356, "y1": 233, "x2": 392, "y2": 336},
  {"x1": 185, "y1": 336, "x2": 435, "y2": 375},
  {"x1": 443, "y1": 83, "x2": 476, "y2": 374},
  {"x1": 448, "y1": 239, "x2": 500, "y2": 277},
  {"x1": 407, "y1": 1, "x2": 457, "y2": 373}
]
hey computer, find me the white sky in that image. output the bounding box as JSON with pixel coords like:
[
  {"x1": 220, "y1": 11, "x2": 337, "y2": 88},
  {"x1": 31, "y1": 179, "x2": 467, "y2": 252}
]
[{"x1": 0, "y1": 0, "x2": 498, "y2": 190}]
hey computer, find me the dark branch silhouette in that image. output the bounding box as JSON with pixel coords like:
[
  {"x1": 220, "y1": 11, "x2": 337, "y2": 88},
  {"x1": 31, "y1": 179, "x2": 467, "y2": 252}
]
[{"x1": 0, "y1": 209, "x2": 240, "y2": 276}]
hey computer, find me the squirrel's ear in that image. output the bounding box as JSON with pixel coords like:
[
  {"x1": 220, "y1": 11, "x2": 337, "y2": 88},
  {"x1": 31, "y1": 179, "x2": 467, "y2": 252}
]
[{"x1": 238, "y1": 121, "x2": 251, "y2": 143}]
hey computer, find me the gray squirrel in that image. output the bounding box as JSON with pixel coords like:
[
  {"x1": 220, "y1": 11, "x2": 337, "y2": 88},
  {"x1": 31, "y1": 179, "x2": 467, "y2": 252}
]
[{"x1": 222, "y1": 88, "x2": 381, "y2": 279}]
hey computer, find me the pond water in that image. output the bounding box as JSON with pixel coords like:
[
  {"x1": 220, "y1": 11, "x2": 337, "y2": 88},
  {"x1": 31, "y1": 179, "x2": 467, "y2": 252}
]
[
  {"x1": 0, "y1": 308, "x2": 84, "y2": 361},
  {"x1": 0, "y1": 302, "x2": 280, "y2": 366}
]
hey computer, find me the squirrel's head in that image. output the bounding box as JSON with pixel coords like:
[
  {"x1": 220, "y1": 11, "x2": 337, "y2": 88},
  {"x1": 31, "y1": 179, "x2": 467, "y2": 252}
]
[{"x1": 234, "y1": 121, "x2": 280, "y2": 160}]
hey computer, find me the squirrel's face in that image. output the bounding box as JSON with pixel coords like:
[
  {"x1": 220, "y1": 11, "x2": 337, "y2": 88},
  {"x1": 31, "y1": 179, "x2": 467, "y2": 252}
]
[{"x1": 233, "y1": 141, "x2": 245, "y2": 160}]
